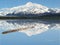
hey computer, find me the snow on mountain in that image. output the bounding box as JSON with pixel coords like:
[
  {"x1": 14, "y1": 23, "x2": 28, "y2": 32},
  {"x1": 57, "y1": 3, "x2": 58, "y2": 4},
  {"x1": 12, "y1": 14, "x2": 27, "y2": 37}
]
[
  {"x1": 0, "y1": 2, "x2": 60, "y2": 16},
  {"x1": 50, "y1": 8, "x2": 60, "y2": 13}
]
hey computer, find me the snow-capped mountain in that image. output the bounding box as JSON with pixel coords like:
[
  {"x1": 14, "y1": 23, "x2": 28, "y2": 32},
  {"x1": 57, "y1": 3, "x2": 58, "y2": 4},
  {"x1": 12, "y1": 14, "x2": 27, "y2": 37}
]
[{"x1": 0, "y1": 2, "x2": 60, "y2": 16}]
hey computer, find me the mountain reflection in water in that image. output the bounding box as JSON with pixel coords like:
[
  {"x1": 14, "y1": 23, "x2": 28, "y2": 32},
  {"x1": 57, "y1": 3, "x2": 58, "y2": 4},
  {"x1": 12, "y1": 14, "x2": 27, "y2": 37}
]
[{"x1": 0, "y1": 19, "x2": 60, "y2": 36}]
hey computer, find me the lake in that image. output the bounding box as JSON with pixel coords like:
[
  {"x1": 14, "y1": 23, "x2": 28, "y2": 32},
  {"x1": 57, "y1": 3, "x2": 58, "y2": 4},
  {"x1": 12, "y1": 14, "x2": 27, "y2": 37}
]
[{"x1": 0, "y1": 19, "x2": 60, "y2": 45}]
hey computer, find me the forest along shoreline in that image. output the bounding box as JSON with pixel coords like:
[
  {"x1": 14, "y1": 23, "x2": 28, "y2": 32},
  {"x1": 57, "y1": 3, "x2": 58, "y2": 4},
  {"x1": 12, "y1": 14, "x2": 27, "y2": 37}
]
[{"x1": 0, "y1": 14, "x2": 60, "y2": 20}]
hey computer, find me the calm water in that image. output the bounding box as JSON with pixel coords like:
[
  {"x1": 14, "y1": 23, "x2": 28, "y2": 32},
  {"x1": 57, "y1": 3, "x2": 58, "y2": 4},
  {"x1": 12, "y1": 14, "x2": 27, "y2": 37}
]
[{"x1": 0, "y1": 19, "x2": 60, "y2": 45}]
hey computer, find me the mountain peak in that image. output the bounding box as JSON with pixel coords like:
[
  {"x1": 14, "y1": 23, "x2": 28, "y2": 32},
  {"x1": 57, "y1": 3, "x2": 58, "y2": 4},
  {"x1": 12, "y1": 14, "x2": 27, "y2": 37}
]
[
  {"x1": 26, "y1": 2, "x2": 44, "y2": 7},
  {"x1": 26, "y1": 2, "x2": 36, "y2": 7},
  {"x1": 26, "y1": 2, "x2": 33, "y2": 5}
]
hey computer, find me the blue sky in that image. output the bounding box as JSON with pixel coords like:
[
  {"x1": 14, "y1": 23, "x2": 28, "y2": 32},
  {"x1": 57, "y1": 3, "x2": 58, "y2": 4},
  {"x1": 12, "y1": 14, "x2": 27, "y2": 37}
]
[{"x1": 0, "y1": 0, "x2": 60, "y2": 8}]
